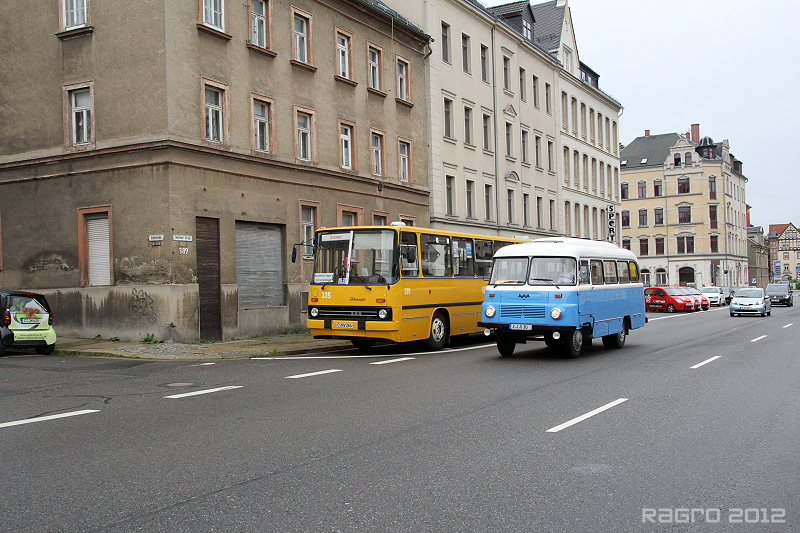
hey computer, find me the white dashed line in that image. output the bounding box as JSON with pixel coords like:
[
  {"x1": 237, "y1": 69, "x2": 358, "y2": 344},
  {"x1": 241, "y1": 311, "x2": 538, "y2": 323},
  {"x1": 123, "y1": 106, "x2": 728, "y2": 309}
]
[
  {"x1": 369, "y1": 357, "x2": 415, "y2": 365},
  {"x1": 690, "y1": 356, "x2": 721, "y2": 369},
  {"x1": 546, "y1": 398, "x2": 628, "y2": 433},
  {"x1": 0, "y1": 410, "x2": 100, "y2": 429},
  {"x1": 285, "y1": 369, "x2": 342, "y2": 379},
  {"x1": 165, "y1": 386, "x2": 243, "y2": 399},
  {"x1": 751, "y1": 335, "x2": 767, "y2": 343},
  {"x1": 784, "y1": 323, "x2": 793, "y2": 328}
]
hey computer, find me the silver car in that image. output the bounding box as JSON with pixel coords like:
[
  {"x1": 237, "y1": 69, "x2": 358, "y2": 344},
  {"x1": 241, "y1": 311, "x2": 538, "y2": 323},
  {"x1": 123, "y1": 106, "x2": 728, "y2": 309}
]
[{"x1": 730, "y1": 287, "x2": 771, "y2": 317}]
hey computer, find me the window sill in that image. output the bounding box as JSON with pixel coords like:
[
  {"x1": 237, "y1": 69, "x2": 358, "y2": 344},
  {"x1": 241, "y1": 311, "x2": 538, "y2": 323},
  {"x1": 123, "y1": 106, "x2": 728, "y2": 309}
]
[
  {"x1": 335, "y1": 75, "x2": 357, "y2": 87},
  {"x1": 247, "y1": 43, "x2": 277, "y2": 57},
  {"x1": 290, "y1": 60, "x2": 317, "y2": 72},
  {"x1": 505, "y1": 155, "x2": 517, "y2": 163},
  {"x1": 521, "y1": 161, "x2": 531, "y2": 168},
  {"x1": 56, "y1": 25, "x2": 94, "y2": 39},
  {"x1": 483, "y1": 149, "x2": 494, "y2": 156},
  {"x1": 395, "y1": 98, "x2": 414, "y2": 108},
  {"x1": 367, "y1": 87, "x2": 387, "y2": 98},
  {"x1": 464, "y1": 143, "x2": 476, "y2": 151},
  {"x1": 443, "y1": 136, "x2": 458, "y2": 145},
  {"x1": 197, "y1": 23, "x2": 232, "y2": 41}
]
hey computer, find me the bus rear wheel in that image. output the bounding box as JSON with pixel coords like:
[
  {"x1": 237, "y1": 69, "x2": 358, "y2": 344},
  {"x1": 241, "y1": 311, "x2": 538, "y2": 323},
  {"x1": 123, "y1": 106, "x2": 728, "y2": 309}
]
[
  {"x1": 497, "y1": 334, "x2": 515, "y2": 357},
  {"x1": 426, "y1": 311, "x2": 448, "y2": 351},
  {"x1": 564, "y1": 329, "x2": 583, "y2": 358},
  {"x1": 602, "y1": 327, "x2": 626, "y2": 349}
]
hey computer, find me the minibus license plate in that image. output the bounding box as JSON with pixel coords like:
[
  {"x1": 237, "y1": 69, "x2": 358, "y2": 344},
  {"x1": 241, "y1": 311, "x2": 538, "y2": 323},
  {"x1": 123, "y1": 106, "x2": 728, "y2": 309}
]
[
  {"x1": 335, "y1": 322, "x2": 354, "y2": 329},
  {"x1": 509, "y1": 324, "x2": 532, "y2": 331}
]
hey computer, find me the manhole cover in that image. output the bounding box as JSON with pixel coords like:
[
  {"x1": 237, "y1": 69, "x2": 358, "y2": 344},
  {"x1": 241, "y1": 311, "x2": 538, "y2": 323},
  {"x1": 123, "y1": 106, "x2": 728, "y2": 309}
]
[{"x1": 166, "y1": 382, "x2": 195, "y2": 387}]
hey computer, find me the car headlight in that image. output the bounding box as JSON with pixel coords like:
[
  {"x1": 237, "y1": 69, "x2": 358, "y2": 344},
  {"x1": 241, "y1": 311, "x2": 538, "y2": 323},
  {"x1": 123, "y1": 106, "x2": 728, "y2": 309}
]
[
  {"x1": 756, "y1": 299, "x2": 763, "y2": 305},
  {"x1": 550, "y1": 308, "x2": 562, "y2": 319},
  {"x1": 485, "y1": 306, "x2": 496, "y2": 318},
  {"x1": 730, "y1": 299, "x2": 737, "y2": 305},
  {"x1": 310, "y1": 307, "x2": 319, "y2": 317},
  {"x1": 378, "y1": 308, "x2": 388, "y2": 319}
]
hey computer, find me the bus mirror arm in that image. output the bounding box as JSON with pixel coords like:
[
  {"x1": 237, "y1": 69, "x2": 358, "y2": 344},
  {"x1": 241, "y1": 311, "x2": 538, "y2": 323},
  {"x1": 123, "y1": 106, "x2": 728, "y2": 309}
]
[{"x1": 291, "y1": 239, "x2": 315, "y2": 263}]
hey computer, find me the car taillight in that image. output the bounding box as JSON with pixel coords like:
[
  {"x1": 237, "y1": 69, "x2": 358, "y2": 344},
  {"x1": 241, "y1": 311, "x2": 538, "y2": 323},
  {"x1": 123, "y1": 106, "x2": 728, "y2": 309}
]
[
  {"x1": 3, "y1": 310, "x2": 10, "y2": 326},
  {"x1": 49, "y1": 314, "x2": 53, "y2": 326}
]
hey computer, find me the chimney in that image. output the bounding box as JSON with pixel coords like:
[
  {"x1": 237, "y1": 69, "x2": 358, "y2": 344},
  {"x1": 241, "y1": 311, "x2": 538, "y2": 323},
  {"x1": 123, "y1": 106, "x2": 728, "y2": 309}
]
[
  {"x1": 691, "y1": 123, "x2": 700, "y2": 142},
  {"x1": 644, "y1": 129, "x2": 650, "y2": 137}
]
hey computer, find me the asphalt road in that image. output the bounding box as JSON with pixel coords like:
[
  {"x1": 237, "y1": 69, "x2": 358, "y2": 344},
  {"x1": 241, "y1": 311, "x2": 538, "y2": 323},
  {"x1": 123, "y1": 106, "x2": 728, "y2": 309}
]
[{"x1": 0, "y1": 304, "x2": 798, "y2": 532}]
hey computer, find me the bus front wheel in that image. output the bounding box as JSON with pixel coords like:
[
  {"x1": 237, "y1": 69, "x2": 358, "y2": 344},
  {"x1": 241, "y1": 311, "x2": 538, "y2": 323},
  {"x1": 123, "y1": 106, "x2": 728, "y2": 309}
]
[
  {"x1": 426, "y1": 311, "x2": 448, "y2": 351},
  {"x1": 497, "y1": 334, "x2": 515, "y2": 357},
  {"x1": 564, "y1": 329, "x2": 583, "y2": 358}
]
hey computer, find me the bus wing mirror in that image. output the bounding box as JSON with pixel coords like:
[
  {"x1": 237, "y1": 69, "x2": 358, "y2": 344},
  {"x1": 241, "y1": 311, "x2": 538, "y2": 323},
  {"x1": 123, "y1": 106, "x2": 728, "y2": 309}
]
[{"x1": 291, "y1": 246, "x2": 297, "y2": 263}]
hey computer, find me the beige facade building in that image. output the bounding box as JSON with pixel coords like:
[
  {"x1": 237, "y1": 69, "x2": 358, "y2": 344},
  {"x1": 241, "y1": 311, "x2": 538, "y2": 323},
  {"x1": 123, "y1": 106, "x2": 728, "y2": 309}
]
[
  {"x1": 0, "y1": 0, "x2": 430, "y2": 341},
  {"x1": 620, "y1": 126, "x2": 749, "y2": 288},
  {"x1": 748, "y1": 226, "x2": 770, "y2": 287},
  {"x1": 768, "y1": 223, "x2": 800, "y2": 281}
]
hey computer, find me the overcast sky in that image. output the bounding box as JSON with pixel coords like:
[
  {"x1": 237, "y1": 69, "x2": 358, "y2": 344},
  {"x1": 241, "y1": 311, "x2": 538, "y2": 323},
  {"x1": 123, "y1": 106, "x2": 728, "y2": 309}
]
[{"x1": 482, "y1": 0, "x2": 798, "y2": 232}]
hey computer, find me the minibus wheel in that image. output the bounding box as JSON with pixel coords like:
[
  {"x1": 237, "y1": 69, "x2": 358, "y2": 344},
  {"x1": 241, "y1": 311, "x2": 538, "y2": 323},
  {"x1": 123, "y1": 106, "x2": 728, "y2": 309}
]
[
  {"x1": 602, "y1": 327, "x2": 626, "y2": 349},
  {"x1": 564, "y1": 329, "x2": 582, "y2": 358},
  {"x1": 497, "y1": 334, "x2": 515, "y2": 357},
  {"x1": 426, "y1": 311, "x2": 448, "y2": 350}
]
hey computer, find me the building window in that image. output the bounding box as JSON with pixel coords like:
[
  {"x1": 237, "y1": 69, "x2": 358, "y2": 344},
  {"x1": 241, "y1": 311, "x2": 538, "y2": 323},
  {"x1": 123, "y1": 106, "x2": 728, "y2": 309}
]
[
  {"x1": 545, "y1": 83, "x2": 552, "y2": 114},
  {"x1": 621, "y1": 210, "x2": 630, "y2": 228},
  {"x1": 507, "y1": 189, "x2": 514, "y2": 224},
  {"x1": 371, "y1": 131, "x2": 384, "y2": 176},
  {"x1": 655, "y1": 237, "x2": 665, "y2": 255},
  {"x1": 484, "y1": 184, "x2": 493, "y2": 221},
  {"x1": 70, "y1": 87, "x2": 93, "y2": 146},
  {"x1": 204, "y1": 87, "x2": 223, "y2": 143},
  {"x1": 654, "y1": 207, "x2": 664, "y2": 226},
  {"x1": 563, "y1": 47, "x2": 572, "y2": 73},
  {"x1": 532, "y1": 75, "x2": 539, "y2": 108},
  {"x1": 396, "y1": 58, "x2": 409, "y2": 101},
  {"x1": 638, "y1": 209, "x2": 648, "y2": 227},
  {"x1": 710, "y1": 235, "x2": 718, "y2": 253},
  {"x1": 503, "y1": 57, "x2": 511, "y2": 91},
  {"x1": 654, "y1": 179, "x2": 663, "y2": 197},
  {"x1": 621, "y1": 182, "x2": 629, "y2": 199},
  {"x1": 253, "y1": 99, "x2": 270, "y2": 152},
  {"x1": 519, "y1": 68, "x2": 526, "y2": 101},
  {"x1": 443, "y1": 98, "x2": 453, "y2": 139},
  {"x1": 336, "y1": 32, "x2": 351, "y2": 78},
  {"x1": 550, "y1": 199, "x2": 556, "y2": 230},
  {"x1": 522, "y1": 194, "x2": 530, "y2": 226},
  {"x1": 373, "y1": 213, "x2": 388, "y2": 225},
  {"x1": 521, "y1": 130, "x2": 529, "y2": 164},
  {"x1": 536, "y1": 196, "x2": 543, "y2": 228},
  {"x1": 296, "y1": 109, "x2": 313, "y2": 161},
  {"x1": 677, "y1": 236, "x2": 694, "y2": 254},
  {"x1": 466, "y1": 180, "x2": 475, "y2": 218},
  {"x1": 784, "y1": 252, "x2": 790, "y2": 260},
  {"x1": 638, "y1": 181, "x2": 647, "y2": 198},
  {"x1": 709, "y1": 176, "x2": 717, "y2": 200},
  {"x1": 709, "y1": 205, "x2": 717, "y2": 229},
  {"x1": 639, "y1": 239, "x2": 649, "y2": 257},
  {"x1": 523, "y1": 19, "x2": 532, "y2": 40},
  {"x1": 441, "y1": 22, "x2": 450, "y2": 63},
  {"x1": 250, "y1": 0, "x2": 268, "y2": 48},
  {"x1": 482, "y1": 114, "x2": 492, "y2": 151},
  {"x1": 505, "y1": 123, "x2": 513, "y2": 157},
  {"x1": 368, "y1": 45, "x2": 382, "y2": 90},
  {"x1": 63, "y1": 0, "x2": 88, "y2": 29},
  {"x1": 622, "y1": 239, "x2": 630, "y2": 250},
  {"x1": 480, "y1": 45, "x2": 488, "y2": 82},
  {"x1": 678, "y1": 177, "x2": 690, "y2": 194},
  {"x1": 339, "y1": 123, "x2": 353, "y2": 169},
  {"x1": 532, "y1": 135, "x2": 541, "y2": 168},
  {"x1": 293, "y1": 12, "x2": 310, "y2": 63},
  {"x1": 678, "y1": 206, "x2": 691, "y2": 224},
  {"x1": 571, "y1": 97, "x2": 578, "y2": 133},
  {"x1": 203, "y1": 0, "x2": 224, "y2": 31},
  {"x1": 547, "y1": 141, "x2": 554, "y2": 172},
  {"x1": 462, "y1": 34, "x2": 471, "y2": 73},
  {"x1": 685, "y1": 152, "x2": 692, "y2": 165},
  {"x1": 398, "y1": 139, "x2": 411, "y2": 183},
  {"x1": 445, "y1": 175, "x2": 455, "y2": 215},
  {"x1": 464, "y1": 107, "x2": 473, "y2": 145},
  {"x1": 301, "y1": 205, "x2": 317, "y2": 257}
]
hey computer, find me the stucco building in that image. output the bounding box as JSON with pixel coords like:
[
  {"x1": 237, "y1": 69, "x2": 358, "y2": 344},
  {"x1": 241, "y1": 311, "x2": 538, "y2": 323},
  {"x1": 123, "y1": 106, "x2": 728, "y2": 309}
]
[
  {"x1": 620, "y1": 126, "x2": 749, "y2": 288},
  {"x1": 768, "y1": 223, "x2": 800, "y2": 281},
  {"x1": 0, "y1": 0, "x2": 430, "y2": 341},
  {"x1": 747, "y1": 226, "x2": 770, "y2": 287}
]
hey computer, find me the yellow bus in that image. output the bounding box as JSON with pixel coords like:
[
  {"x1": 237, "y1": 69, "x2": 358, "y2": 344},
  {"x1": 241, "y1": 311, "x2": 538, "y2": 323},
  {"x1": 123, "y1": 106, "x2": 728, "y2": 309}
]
[{"x1": 301, "y1": 224, "x2": 524, "y2": 350}]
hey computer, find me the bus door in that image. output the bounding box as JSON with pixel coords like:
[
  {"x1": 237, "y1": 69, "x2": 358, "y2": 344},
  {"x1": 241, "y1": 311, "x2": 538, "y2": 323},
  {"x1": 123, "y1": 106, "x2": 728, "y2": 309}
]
[
  {"x1": 399, "y1": 231, "x2": 426, "y2": 342},
  {"x1": 577, "y1": 259, "x2": 605, "y2": 335}
]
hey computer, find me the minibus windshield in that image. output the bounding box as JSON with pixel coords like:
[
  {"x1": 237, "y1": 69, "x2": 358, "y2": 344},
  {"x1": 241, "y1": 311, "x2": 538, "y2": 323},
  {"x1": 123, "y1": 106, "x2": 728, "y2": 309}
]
[
  {"x1": 528, "y1": 257, "x2": 577, "y2": 286},
  {"x1": 313, "y1": 229, "x2": 398, "y2": 286}
]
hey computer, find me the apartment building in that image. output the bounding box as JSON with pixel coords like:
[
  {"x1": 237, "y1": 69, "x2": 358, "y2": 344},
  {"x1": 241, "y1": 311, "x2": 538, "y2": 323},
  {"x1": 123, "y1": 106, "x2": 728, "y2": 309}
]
[
  {"x1": 748, "y1": 226, "x2": 770, "y2": 287},
  {"x1": 0, "y1": 0, "x2": 430, "y2": 341},
  {"x1": 620, "y1": 126, "x2": 749, "y2": 288},
  {"x1": 768, "y1": 223, "x2": 800, "y2": 281}
]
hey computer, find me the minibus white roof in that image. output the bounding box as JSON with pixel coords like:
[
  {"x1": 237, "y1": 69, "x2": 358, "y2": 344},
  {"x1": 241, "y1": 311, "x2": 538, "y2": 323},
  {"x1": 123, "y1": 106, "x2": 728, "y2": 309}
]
[{"x1": 494, "y1": 237, "x2": 638, "y2": 261}]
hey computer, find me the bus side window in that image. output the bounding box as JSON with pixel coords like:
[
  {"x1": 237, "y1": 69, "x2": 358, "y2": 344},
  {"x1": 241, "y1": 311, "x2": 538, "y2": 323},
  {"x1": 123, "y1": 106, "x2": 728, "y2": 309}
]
[
  {"x1": 400, "y1": 232, "x2": 419, "y2": 277},
  {"x1": 629, "y1": 261, "x2": 640, "y2": 282},
  {"x1": 603, "y1": 261, "x2": 618, "y2": 283},
  {"x1": 475, "y1": 239, "x2": 493, "y2": 278},
  {"x1": 421, "y1": 234, "x2": 452, "y2": 277},
  {"x1": 452, "y1": 238, "x2": 475, "y2": 277},
  {"x1": 579, "y1": 260, "x2": 590, "y2": 284},
  {"x1": 617, "y1": 261, "x2": 630, "y2": 283},
  {"x1": 590, "y1": 260, "x2": 604, "y2": 284}
]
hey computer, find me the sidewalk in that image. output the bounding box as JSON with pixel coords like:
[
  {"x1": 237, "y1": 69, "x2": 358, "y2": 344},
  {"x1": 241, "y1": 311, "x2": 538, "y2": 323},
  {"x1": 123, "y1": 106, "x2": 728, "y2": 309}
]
[{"x1": 55, "y1": 332, "x2": 352, "y2": 360}]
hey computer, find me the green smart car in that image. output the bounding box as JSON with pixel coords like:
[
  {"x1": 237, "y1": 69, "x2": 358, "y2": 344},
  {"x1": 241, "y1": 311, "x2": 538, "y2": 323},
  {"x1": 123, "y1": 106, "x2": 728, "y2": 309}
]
[{"x1": 0, "y1": 290, "x2": 57, "y2": 355}]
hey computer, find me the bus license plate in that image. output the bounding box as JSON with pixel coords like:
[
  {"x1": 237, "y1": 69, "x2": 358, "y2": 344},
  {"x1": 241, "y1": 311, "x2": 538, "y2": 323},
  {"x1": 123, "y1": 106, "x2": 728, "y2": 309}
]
[
  {"x1": 335, "y1": 322, "x2": 355, "y2": 329},
  {"x1": 509, "y1": 324, "x2": 532, "y2": 331}
]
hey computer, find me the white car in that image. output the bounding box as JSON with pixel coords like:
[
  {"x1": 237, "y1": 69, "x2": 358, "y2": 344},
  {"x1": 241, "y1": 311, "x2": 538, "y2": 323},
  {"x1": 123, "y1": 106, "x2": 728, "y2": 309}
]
[{"x1": 700, "y1": 286, "x2": 725, "y2": 306}]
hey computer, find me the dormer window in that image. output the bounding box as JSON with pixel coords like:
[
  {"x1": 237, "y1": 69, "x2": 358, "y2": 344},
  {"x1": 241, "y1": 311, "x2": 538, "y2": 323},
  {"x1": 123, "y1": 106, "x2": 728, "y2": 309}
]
[{"x1": 523, "y1": 19, "x2": 532, "y2": 40}]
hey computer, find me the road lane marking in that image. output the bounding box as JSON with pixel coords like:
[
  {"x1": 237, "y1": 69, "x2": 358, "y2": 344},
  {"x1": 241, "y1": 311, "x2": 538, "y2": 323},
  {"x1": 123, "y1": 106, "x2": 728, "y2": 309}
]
[
  {"x1": 546, "y1": 398, "x2": 628, "y2": 433},
  {"x1": 253, "y1": 343, "x2": 496, "y2": 361},
  {"x1": 784, "y1": 324, "x2": 793, "y2": 328},
  {"x1": 690, "y1": 356, "x2": 721, "y2": 369},
  {"x1": 0, "y1": 409, "x2": 100, "y2": 429},
  {"x1": 165, "y1": 386, "x2": 242, "y2": 399},
  {"x1": 369, "y1": 357, "x2": 415, "y2": 365},
  {"x1": 285, "y1": 369, "x2": 342, "y2": 379},
  {"x1": 751, "y1": 335, "x2": 767, "y2": 342}
]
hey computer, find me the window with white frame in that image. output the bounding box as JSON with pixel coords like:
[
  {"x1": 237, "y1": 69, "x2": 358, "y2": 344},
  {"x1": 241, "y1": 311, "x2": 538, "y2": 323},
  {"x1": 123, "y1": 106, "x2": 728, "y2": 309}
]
[
  {"x1": 523, "y1": 19, "x2": 532, "y2": 40},
  {"x1": 519, "y1": 68, "x2": 526, "y2": 101},
  {"x1": 204, "y1": 87, "x2": 223, "y2": 143},
  {"x1": 482, "y1": 114, "x2": 491, "y2": 151},
  {"x1": 253, "y1": 100, "x2": 270, "y2": 152},
  {"x1": 399, "y1": 140, "x2": 410, "y2": 182},
  {"x1": 563, "y1": 46, "x2": 572, "y2": 73},
  {"x1": 71, "y1": 88, "x2": 92, "y2": 145},
  {"x1": 443, "y1": 98, "x2": 453, "y2": 139},
  {"x1": 523, "y1": 193, "x2": 530, "y2": 227},
  {"x1": 336, "y1": 32, "x2": 350, "y2": 78},
  {"x1": 371, "y1": 132, "x2": 384, "y2": 176},
  {"x1": 368, "y1": 46, "x2": 382, "y2": 90},
  {"x1": 507, "y1": 189, "x2": 514, "y2": 224},
  {"x1": 296, "y1": 111, "x2": 312, "y2": 160},
  {"x1": 534, "y1": 135, "x2": 541, "y2": 167},
  {"x1": 251, "y1": 0, "x2": 267, "y2": 47},
  {"x1": 446, "y1": 175, "x2": 455, "y2": 215},
  {"x1": 532, "y1": 75, "x2": 539, "y2": 107},
  {"x1": 396, "y1": 58, "x2": 409, "y2": 100},
  {"x1": 301, "y1": 205, "x2": 316, "y2": 257},
  {"x1": 203, "y1": 0, "x2": 224, "y2": 31},
  {"x1": 484, "y1": 184, "x2": 493, "y2": 221},
  {"x1": 480, "y1": 45, "x2": 488, "y2": 82},
  {"x1": 293, "y1": 13, "x2": 309, "y2": 63},
  {"x1": 536, "y1": 196, "x2": 543, "y2": 228},
  {"x1": 545, "y1": 83, "x2": 552, "y2": 114},
  {"x1": 464, "y1": 106, "x2": 473, "y2": 145},
  {"x1": 63, "y1": 0, "x2": 87, "y2": 29},
  {"x1": 466, "y1": 180, "x2": 474, "y2": 218},
  {"x1": 547, "y1": 140, "x2": 554, "y2": 172},
  {"x1": 521, "y1": 130, "x2": 529, "y2": 164},
  {"x1": 462, "y1": 34, "x2": 470, "y2": 74},
  {"x1": 505, "y1": 122, "x2": 513, "y2": 157},
  {"x1": 340, "y1": 124, "x2": 352, "y2": 169},
  {"x1": 503, "y1": 57, "x2": 510, "y2": 91},
  {"x1": 441, "y1": 22, "x2": 450, "y2": 63}
]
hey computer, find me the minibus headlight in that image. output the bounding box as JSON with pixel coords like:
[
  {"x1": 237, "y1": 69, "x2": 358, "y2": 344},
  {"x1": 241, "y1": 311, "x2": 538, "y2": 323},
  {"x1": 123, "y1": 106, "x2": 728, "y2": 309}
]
[
  {"x1": 378, "y1": 308, "x2": 388, "y2": 319},
  {"x1": 310, "y1": 307, "x2": 319, "y2": 318},
  {"x1": 550, "y1": 308, "x2": 562, "y2": 319},
  {"x1": 485, "y1": 306, "x2": 496, "y2": 318}
]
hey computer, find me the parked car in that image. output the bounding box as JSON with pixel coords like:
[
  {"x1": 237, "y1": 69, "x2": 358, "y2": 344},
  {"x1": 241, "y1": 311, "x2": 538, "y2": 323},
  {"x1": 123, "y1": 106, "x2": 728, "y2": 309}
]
[
  {"x1": 730, "y1": 287, "x2": 771, "y2": 317},
  {"x1": 765, "y1": 283, "x2": 793, "y2": 306},
  {"x1": 0, "y1": 290, "x2": 57, "y2": 355},
  {"x1": 684, "y1": 287, "x2": 710, "y2": 310},
  {"x1": 700, "y1": 286, "x2": 725, "y2": 306},
  {"x1": 644, "y1": 287, "x2": 696, "y2": 312}
]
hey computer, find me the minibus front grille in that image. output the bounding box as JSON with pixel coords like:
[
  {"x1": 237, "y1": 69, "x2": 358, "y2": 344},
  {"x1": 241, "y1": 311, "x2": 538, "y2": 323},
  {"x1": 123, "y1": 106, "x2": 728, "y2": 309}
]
[{"x1": 500, "y1": 305, "x2": 546, "y2": 320}]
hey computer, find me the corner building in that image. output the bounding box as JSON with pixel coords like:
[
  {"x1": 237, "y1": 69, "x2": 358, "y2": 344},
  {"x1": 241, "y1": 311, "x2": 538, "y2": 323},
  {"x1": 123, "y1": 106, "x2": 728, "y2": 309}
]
[{"x1": 0, "y1": 0, "x2": 430, "y2": 341}]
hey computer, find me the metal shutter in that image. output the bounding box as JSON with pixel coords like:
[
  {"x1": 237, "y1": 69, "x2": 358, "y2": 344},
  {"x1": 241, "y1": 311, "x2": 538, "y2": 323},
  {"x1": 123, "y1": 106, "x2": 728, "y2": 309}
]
[
  {"x1": 235, "y1": 222, "x2": 284, "y2": 308},
  {"x1": 86, "y1": 214, "x2": 111, "y2": 286}
]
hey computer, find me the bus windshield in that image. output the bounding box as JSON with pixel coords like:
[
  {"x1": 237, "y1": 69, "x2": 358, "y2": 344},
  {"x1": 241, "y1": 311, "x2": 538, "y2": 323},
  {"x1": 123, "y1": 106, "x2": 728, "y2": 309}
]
[{"x1": 313, "y1": 229, "x2": 398, "y2": 285}]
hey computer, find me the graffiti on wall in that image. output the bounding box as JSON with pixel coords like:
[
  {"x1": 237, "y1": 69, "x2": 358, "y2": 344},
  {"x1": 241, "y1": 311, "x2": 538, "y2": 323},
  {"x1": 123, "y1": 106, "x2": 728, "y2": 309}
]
[{"x1": 129, "y1": 288, "x2": 158, "y2": 324}]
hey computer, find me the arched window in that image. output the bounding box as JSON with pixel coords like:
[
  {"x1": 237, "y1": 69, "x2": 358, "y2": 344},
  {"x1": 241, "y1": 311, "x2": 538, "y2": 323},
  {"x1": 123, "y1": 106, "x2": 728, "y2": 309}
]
[{"x1": 674, "y1": 154, "x2": 681, "y2": 167}]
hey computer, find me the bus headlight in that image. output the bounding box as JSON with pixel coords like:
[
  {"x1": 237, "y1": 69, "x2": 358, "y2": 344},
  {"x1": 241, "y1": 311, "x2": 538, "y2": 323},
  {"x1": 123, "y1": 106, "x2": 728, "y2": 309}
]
[
  {"x1": 310, "y1": 307, "x2": 319, "y2": 318},
  {"x1": 485, "y1": 306, "x2": 496, "y2": 318},
  {"x1": 378, "y1": 308, "x2": 388, "y2": 319},
  {"x1": 550, "y1": 308, "x2": 562, "y2": 319}
]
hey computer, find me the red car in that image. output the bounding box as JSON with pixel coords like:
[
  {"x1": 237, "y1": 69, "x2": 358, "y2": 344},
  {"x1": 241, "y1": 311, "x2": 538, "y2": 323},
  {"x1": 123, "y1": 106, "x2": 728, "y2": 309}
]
[
  {"x1": 644, "y1": 286, "x2": 697, "y2": 312},
  {"x1": 683, "y1": 287, "x2": 710, "y2": 310}
]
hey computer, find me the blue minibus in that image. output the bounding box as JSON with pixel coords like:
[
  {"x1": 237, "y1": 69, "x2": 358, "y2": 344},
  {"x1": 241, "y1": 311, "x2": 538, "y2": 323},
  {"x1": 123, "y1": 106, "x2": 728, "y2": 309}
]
[{"x1": 479, "y1": 237, "x2": 646, "y2": 357}]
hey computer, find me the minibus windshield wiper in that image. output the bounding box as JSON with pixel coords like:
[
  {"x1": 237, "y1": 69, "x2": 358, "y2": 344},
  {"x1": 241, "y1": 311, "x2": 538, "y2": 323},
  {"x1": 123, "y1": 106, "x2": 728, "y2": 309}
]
[{"x1": 530, "y1": 278, "x2": 558, "y2": 287}]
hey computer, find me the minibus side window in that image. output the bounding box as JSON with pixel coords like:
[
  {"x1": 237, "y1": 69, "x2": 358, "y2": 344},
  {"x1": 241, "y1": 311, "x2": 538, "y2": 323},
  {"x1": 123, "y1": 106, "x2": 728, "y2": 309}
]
[
  {"x1": 617, "y1": 261, "x2": 630, "y2": 283},
  {"x1": 400, "y1": 232, "x2": 419, "y2": 277},
  {"x1": 590, "y1": 260, "x2": 604, "y2": 284},
  {"x1": 603, "y1": 261, "x2": 618, "y2": 283},
  {"x1": 579, "y1": 260, "x2": 590, "y2": 284},
  {"x1": 452, "y1": 238, "x2": 475, "y2": 277},
  {"x1": 629, "y1": 261, "x2": 640, "y2": 282}
]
